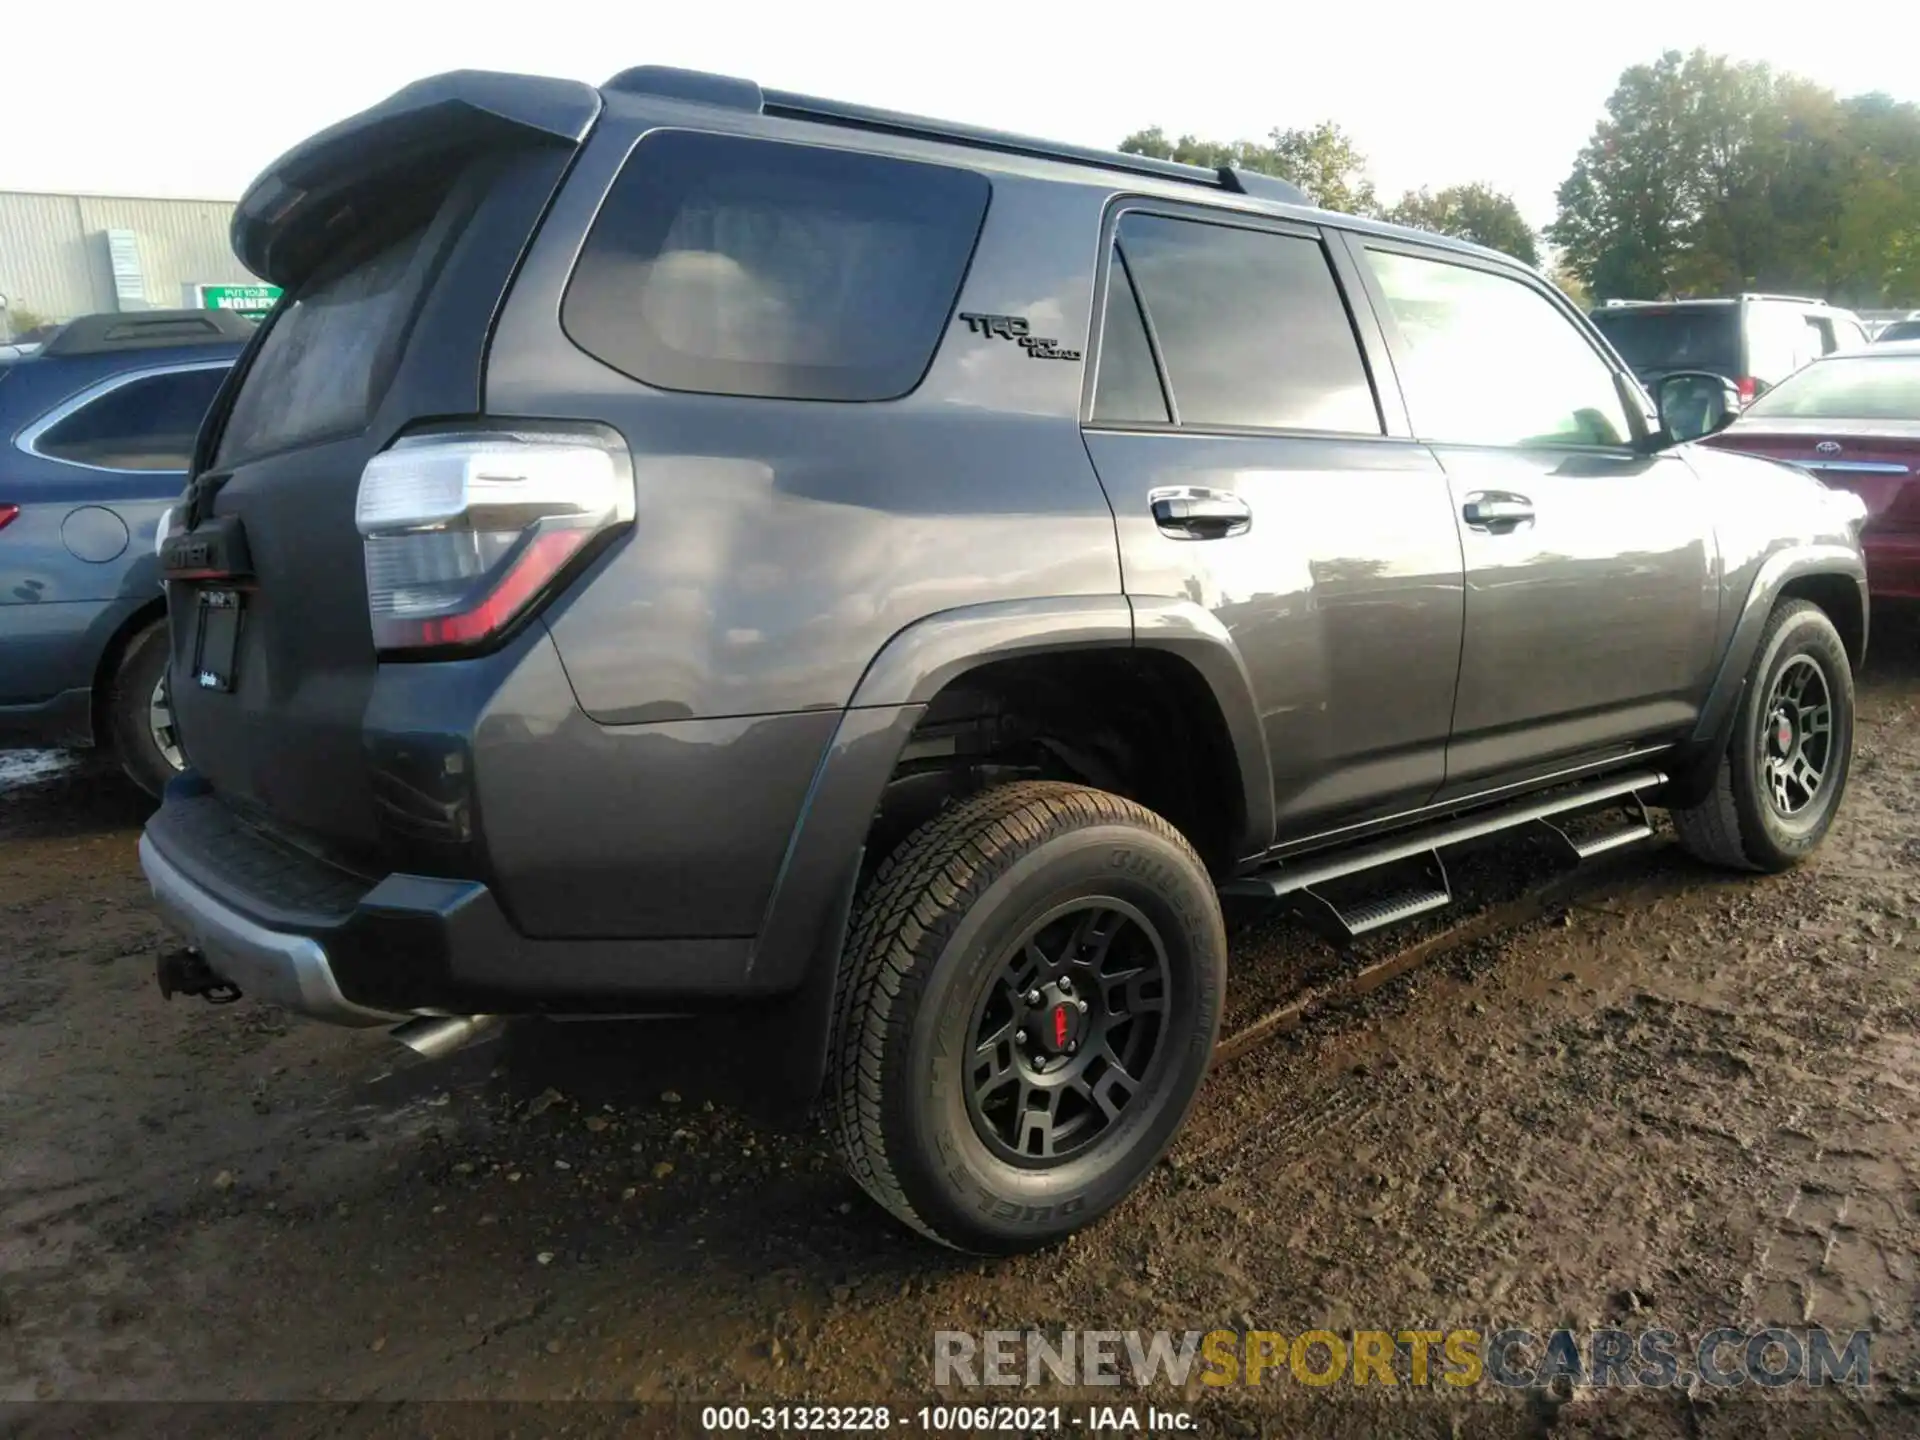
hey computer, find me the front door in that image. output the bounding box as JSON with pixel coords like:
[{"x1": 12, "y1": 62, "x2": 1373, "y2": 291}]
[
  {"x1": 1081, "y1": 206, "x2": 1465, "y2": 843},
  {"x1": 1349, "y1": 240, "x2": 1719, "y2": 794}
]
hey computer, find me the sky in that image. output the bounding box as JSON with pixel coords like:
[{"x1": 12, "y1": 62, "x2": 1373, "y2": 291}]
[{"x1": 7, "y1": 0, "x2": 1917, "y2": 231}]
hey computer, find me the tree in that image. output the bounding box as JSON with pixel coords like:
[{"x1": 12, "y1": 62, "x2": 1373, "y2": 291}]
[
  {"x1": 1120, "y1": 122, "x2": 1380, "y2": 216},
  {"x1": 1548, "y1": 49, "x2": 1920, "y2": 306},
  {"x1": 1386, "y1": 184, "x2": 1540, "y2": 265}
]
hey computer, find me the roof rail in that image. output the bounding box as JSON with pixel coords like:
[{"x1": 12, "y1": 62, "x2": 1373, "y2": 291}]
[
  {"x1": 1218, "y1": 165, "x2": 1311, "y2": 205},
  {"x1": 1601, "y1": 298, "x2": 1653, "y2": 307},
  {"x1": 755, "y1": 86, "x2": 1312, "y2": 205},
  {"x1": 39, "y1": 309, "x2": 256, "y2": 358},
  {"x1": 1739, "y1": 292, "x2": 1824, "y2": 306}
]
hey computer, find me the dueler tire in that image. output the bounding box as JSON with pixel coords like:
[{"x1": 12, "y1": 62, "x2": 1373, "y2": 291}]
[
  {"x1": 826, "y1": 781, "x2": 1226, "y2": 1253},
  {"x1": 1672, "y1": 599, "x2": 1855, "y2": 873},
  {"x1": 107, "y1": 621, "x2": 182, "y2": 800}
]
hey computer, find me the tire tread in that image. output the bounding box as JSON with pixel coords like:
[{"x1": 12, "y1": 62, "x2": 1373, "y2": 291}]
[{"x1": 824, "y1": 780, "x2": 1198, "y2": 1250}]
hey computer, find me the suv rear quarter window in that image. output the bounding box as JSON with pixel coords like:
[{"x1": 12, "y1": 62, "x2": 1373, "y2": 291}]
[
  {"x1": 562, "y1": 131, "x2": 991, "y2": 402},
  {"x1": 32, "y1": 364, "x2": 229, "y2": 471},
  {"x1": 1107, "y1": 213, "x2": 1381, "y2": 434}
]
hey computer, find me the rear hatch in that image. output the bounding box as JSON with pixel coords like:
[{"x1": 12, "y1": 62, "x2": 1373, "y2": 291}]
[
  {"x1": 1589, "y1": 304, "x2": 1740, "y2": 388},
  {"x1": 162, "y1": 72, "x2": 598, "y2": 873}
]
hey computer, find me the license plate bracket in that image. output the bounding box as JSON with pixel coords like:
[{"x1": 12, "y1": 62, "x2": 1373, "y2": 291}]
[{"x1": 192, "y1": 589, "x2": 244, "y2": 692}]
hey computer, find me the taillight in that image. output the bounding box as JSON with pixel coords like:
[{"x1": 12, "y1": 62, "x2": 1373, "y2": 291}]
[
  {"x1": 0, "y1": 504, "x2": 17, "y2": 533},
  {"x1": 354, "y1": 426, "x2": 634, "y2": 654},
  {"x1": 1736, "y1": 376, "x2": 1757, "y2": 406}
]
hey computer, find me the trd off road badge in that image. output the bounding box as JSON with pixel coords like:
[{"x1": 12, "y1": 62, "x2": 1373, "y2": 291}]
[{"x1": 958, "y1": 312, "x2": 1082, "y2": 361}]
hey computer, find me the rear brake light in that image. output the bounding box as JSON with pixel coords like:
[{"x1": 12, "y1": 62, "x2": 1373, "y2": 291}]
[
  {"x1": 1736, "y1": 376, "x2": 1757, "y2": 406},
  {"x1": 355, "y1": 427, "x2": 633, "y2": 654},
  {"x1": 0, "y1": 504, "x2": 17, "y2": 533}
]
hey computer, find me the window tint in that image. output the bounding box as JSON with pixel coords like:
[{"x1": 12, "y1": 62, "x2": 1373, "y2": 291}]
[
  {"x1": 1092, "y1": 249, "x2": 1169, "y2": 424},
  {"x1": 218, "y1": 218, "x2": 438, "y2": 465},
  {"x1": 1369, "y1": 249, "x2": 1633, "y2": 448},
  {"x1": 36, "y1": 366, "x2": 228, "y2": 471},
  {"x1": 1589, "y1": 307, "x2": 1738, "y2": 373},
  {"x1": 564, "y1": 131, "x2": 990, "y2": 402},
  {"x1": 1114, "y1": 214, "x2": 1380, "y2": 433}
]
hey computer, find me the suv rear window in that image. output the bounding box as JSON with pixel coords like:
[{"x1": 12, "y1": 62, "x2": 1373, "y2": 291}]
[
  {"x1": 562, "y1": 131, "x2": 991, "y2": 402},
  {"x1": 1589, "y1": 306, "x2": 1738, "y2": 373},
  {"x1": 216, "y1": 210, "x2": 447, "y2": 466}
]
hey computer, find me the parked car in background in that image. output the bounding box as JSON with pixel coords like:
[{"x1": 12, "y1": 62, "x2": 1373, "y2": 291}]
[
  {"x1": 0, "y1": 309, "x2": 251, "y2": 793},
  {"x1": 1678, "y1": 341, "x2": 1920, "y2": 602},
  {"x1": 1872, "y1": 315, "x2": 1920, "y2": 345},
  {"x1": 1590, "y1": 295, "x2": 1870, "y2": 405},
  {"x1": 140, "y1": 67, "x2": 1869, "y2": 1254}
]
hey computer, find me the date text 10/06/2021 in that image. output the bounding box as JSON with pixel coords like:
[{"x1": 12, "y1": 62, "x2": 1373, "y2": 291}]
[{"x1": 701, "y1": 1406, "x2": 1191, "y2": 1432}]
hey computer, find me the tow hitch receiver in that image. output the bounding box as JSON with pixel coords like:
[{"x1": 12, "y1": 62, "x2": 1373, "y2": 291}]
[{"x1": 156, "y1": 947, "x2": 242, "y2": 1005}]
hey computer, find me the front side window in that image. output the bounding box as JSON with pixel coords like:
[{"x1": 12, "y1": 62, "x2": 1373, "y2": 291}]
[
  {"x1": 34, "y1": 366, "x2": 229, "y2": 471},
  {"x1": 1368, "y1": 249, "x2": 1634, "y2": 448},
  {"x1": 1114, "y1": 214, "x2": 1381, "y2": 434},
  {"x1": 563, "y1": 131, "x2": 990, "y2": 402}
]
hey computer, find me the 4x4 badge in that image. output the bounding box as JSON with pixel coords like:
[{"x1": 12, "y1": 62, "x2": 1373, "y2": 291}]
[{"x1": 958, "y1": 312, "x2": 1082, "y2": 362}]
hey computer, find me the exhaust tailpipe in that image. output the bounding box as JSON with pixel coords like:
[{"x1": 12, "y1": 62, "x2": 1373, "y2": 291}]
[{"x1": 390, "y1": 1014, "x2": 502, "y2": 1060}]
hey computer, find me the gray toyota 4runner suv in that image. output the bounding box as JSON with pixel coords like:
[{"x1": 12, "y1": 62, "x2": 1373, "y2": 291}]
[{"x1": 142, "y1": 66, "x2": 1871, "y2": 1254}]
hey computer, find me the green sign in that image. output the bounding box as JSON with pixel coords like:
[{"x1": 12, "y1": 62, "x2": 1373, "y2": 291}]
[{"x1": 197, "y1": 283, "x2": 282, "y2": 319}]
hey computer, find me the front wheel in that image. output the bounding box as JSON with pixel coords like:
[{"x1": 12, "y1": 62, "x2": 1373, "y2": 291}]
[
  {"x1": 826, "y1": 781, "x2": 1226, "y2": 1253},
  {"x1": 1672, "y1": 599, "x2": 1855, "y2": 872}
]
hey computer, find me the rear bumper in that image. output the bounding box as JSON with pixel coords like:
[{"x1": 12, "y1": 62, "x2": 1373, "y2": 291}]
[
  {"x1": 137, "y1": 778, "x2": 766, "y2": 1022},
  {"x1": 140, "y1": 832, "x2": 397, "y2": 1025},
  {"x1": 0, "y1": 686, "x2": 93, "y2": 748}
]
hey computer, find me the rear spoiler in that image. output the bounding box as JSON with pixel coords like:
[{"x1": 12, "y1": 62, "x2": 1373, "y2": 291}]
[{"x1": 232, "y1": 70, "x2": 601, "y2": 289}]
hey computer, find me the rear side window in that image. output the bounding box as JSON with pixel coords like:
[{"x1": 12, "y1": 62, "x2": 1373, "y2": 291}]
[
  {"x1": 1091, "y1": 250, "x2": 1170, "y2": 424},
  {"x1": 1112, "y1": 214, "x2": 1380, "y2": 434},
  {"x1": 216, "y1": 221, "x2": 438, "y2": 465},
  {"x1": 563, "y1": 131, "x2": 991, "y2": 402},
  {"x1": 34, "y1": 365, "x2": 228, "y2": 471}
]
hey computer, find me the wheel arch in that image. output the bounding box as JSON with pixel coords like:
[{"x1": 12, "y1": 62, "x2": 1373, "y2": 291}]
[
  {"x1": 744, "y1": 595, "x2": 1275, "y2": 1119},
  {"x1": 1663, "y1": 545, "x2": 1866, "y2": 809}
]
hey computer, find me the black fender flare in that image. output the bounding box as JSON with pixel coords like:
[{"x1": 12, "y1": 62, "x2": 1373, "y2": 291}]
[
  {"x1": 746, "y1": 594, "x2": 1276, "y2": 1118},
  {"x1": 1662, "y1": 544, "x2": 1867, "y2": 808}
]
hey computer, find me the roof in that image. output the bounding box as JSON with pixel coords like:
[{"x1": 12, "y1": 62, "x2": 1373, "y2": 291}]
[{"x1": 40, "y1": 310, "x2": 257, "y2": 358}]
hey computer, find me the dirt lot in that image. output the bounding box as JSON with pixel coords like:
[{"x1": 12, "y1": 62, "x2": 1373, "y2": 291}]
[{"x1": 3, "y1": 612, "x2": 1918, "y2": 1438}]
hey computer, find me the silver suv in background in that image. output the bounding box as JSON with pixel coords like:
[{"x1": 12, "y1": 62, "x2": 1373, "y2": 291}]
[{"x1": 1590, "y1": 294, "x2": 1871, "y2": 405}]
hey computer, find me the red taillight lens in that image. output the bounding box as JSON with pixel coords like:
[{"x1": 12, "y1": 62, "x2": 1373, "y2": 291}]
[
  {"x1": 355, "y1": 427, "x2": 634, "y2": 655},
  {"x1": 1736, "y1": 376, "x2": 1757, "y2": 406},
  {"x1": 0, "y1": 504, "x2": 18, "y2": 532}
]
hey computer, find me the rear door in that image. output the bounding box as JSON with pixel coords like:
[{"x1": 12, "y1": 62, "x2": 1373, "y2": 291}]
[
  {"x1": 163, "y1": 102, "x2": 589, "y2": 870},
  {"x1": 1350, "y1": 238, "x2": 1719, "y2": 794},
  {"x1": 1082, "y1": 205, "x2": 1464, "y2": 840}
]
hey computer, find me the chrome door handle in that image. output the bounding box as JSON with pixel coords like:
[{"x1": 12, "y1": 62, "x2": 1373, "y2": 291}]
[
  {"x1": 1149, "y1": 486, "x2": 1252, "y2": 540},
  {"x1": 1462, "y1": 492, "x2": 1535, "y2": 530}
]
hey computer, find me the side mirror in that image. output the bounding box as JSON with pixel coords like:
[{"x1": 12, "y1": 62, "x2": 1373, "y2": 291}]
[{"x1": 1655, "y1": 371, "x2": 1741, "y2": 443}]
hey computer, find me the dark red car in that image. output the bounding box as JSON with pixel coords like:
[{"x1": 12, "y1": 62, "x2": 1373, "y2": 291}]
[{"x1": 1703, "y1": 341, "x2": 1920, "y2": 600}]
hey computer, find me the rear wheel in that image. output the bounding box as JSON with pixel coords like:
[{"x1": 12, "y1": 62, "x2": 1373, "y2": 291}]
[
  {"x1": 107, "y1": 621, "x2": 183, "y2": 799},
  {"x1": 826, "y1": 781, "x2": 1225, "y2": 1253},
  {"x1": 1672, "y1": 599, "x2": 1854, "y2": 872}
]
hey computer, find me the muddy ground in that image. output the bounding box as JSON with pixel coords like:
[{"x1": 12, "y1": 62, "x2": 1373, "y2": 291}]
[{"x1": 3, "y1": 612, "x2": 1919, "y2": 1439}]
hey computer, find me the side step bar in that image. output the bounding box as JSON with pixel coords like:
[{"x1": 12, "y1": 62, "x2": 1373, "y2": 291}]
[{"x1": 1223, "y1": 770, "x2": 1665, "y2": 939}]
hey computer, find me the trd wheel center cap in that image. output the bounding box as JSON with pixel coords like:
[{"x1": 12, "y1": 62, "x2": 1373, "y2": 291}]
[
  {"x1": 1025, "y1": 984, "x2": 1086, "y2": 1056},
  {"x1": 1773, "y1": 713, "x2": 1795, "y2": 754}
]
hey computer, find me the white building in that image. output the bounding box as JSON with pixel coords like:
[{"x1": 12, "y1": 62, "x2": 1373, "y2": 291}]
[{"x1": 0, "y1": 190, "x2": 265, "y2": 332}]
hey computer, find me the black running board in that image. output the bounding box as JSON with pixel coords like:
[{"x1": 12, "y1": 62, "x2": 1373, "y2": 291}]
[{"x1": 1222, "y1": 770, "x2": 1664, "y2": 939}]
